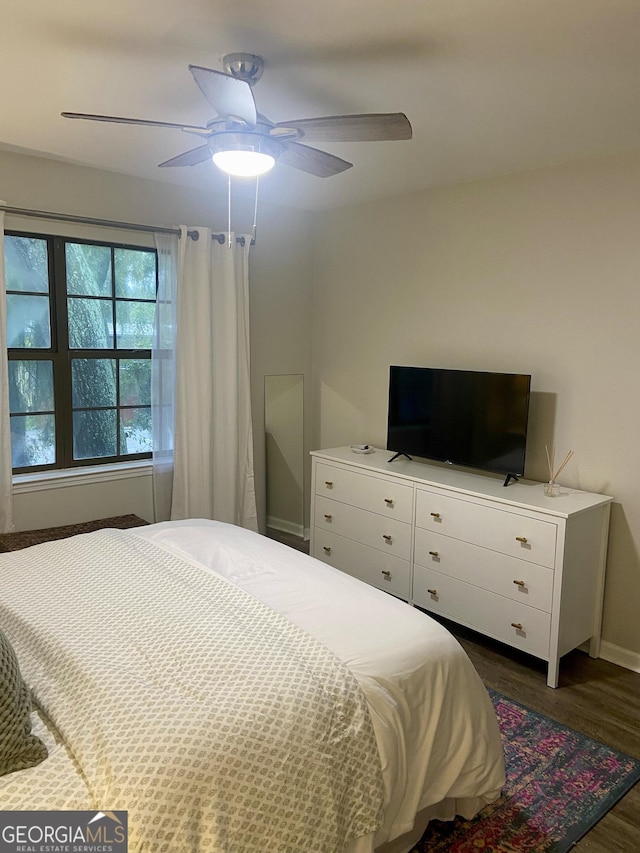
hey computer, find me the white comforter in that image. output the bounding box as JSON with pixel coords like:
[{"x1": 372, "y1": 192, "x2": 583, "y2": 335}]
[{"x1": 1, "y1": 519, "x2": 504, "y2": 853}]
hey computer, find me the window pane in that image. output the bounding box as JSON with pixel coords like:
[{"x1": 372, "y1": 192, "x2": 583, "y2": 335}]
[
  {"x1": 120, "y1": 407, "x2": 152, "y2": 454},
  {"x1": 9, "y1": 360, "x2": 54, "y2": 413},
  {"x1": 73, "y1": 409, "x2": 117, "y2": 460},
  {"x1": 10, "y1": 414, "x2": 55, "y2": 467},
  {"x1": 4, "y1": 236, "x2": 49, "y2": 293},
  {"x1": 7, "y1": 233, "x2": 154, "y2": 471},
  {"x1": 116, "y1": 300, "x2": 154, "y2": 349},
  {"x1": 68, "y1": 297, "x2": 114, "y2": 348},
  {"x1": 119, "y1": 359, "x2": 151, "y2": 406},
  {"x1": 72, "y1": 358, "x2": 116, "y2": 408},
  {"x1": 6, "y1": 293, "x2": 51, "y2": 348},
  {"x1": 66, "y1": 243, "x2": 112, "y2": 296},
  {"x1": 115, "y1": 249, "x2": 156, "y2": 299}
]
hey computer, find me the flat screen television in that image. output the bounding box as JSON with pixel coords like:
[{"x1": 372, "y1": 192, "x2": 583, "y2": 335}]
[{"x1": 386, "y1": 366, "x2": 531, "y2": 484}]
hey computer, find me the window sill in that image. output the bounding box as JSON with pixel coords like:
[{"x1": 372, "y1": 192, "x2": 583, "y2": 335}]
[{"x1": 12, "y1": 460, "x2": 153, "y2": 494}]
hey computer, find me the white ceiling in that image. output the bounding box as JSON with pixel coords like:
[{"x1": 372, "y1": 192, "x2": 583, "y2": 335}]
[{"x1": 3, "y1": 0, "x2": 640, "y2": 212}]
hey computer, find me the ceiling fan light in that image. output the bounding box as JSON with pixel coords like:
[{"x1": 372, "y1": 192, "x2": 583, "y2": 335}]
[
  {"x1": 210, "y1": 131, "x2": 281, "y2": 178},
  {"x1": 212, "y1": 149, "x2": 275, "y2": 177}
]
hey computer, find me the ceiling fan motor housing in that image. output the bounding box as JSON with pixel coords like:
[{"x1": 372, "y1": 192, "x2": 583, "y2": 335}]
[{"x1": 209, "y1": 130, "x2": 283, "y2": 160}]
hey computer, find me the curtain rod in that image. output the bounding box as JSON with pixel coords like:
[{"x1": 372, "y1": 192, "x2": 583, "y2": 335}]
[{"x1": 0, "y1": 205, "x2": 250, "y2": 245}]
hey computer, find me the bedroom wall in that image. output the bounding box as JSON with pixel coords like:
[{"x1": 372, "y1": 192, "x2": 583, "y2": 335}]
[
  {"x1": 311, "y1": 147, "x2": 640, "y2": 665},
  {"x1": 1, "y1": 148, "x2": 315, "y2": 534}
]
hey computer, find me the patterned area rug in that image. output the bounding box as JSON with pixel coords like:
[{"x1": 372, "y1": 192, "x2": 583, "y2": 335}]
[
  {"x1": 0, "y1": 515, "x2": 148, "y2": 552},
  {"x1": 413, "y1": 689, "x2": 640, "y2": 852}
]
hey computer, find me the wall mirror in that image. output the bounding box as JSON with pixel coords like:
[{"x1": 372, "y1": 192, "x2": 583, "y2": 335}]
[{"x1": 264, "y1": 374, "x2": 304, "y2": 541}]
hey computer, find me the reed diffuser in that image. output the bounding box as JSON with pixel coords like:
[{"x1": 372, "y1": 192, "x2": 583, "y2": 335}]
[{"x1": 544, "y1": 445, "x2": 573, "y2": 497}]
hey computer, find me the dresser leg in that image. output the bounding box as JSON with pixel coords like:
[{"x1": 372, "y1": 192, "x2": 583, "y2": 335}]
[
  {"x1": 546, "y1": 657, "x2": 560, "y2": 688},
  {"x1": 588, "y1": 634, "x2": 601, "y2": 659}
]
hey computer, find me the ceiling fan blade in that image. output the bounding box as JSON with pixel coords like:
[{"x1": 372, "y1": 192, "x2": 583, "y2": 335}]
[
  {"x1": 158, "y1": 145, "x2": 212, "y2": 168},
  {"x1": 189, "y1": 65, "x2": 257, "y2": 128},
  {"x1": 274, "y1": 113, "x2": 412, "y2": 143},
  {"x1": 279, "y1": 142, "x2": 352, "y2": 178},
  {"x1": 61, "y1": 112, "x2": 210, "y2": 135}
]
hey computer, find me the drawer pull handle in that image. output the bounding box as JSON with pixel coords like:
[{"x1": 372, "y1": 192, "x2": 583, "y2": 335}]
[
  {"x1": 428, "y1": 550, "x2": 439, "y2": 558},
  {"x1": 325, "y1": 481, "x2": 334, "y2": 488},
  {"x1": 430, "y1": 512, "x2": 441, "y2": 519},
  {"x1": 384, "y1": 498, "x2": 394, "y2": 506},
  {"x1": 382, "y1": 534, "x2": 392, "y2": 542},
  {"x1": 323, "y1": 546, "x2": 332, "y2": 555},
  {"x1": 323, "y1": 514, "x2": 333, "y2": 521},
  {"x1": 513, "y1": 579, "x2": 526, "y2": 587},
  {"x1": 511, "y1": 622, "x2": 523, "y2": 630},
  {"x1": 381, "y1": 570, "x2": 391, "y2": 578},
  {"x1": 427, "y1": 588, "x2": 438, "y2": 595},
  {"x1": 515, "y1": 536, "x2": 528, "y2": 543}
]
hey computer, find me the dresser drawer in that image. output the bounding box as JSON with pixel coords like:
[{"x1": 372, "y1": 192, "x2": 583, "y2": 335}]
[
  {"x1": 415, "y1": 489, "x2": 557, "y2": 568},
  {"x1": 413, "y1": 564, "x2": 551, "y2": 659},
  {"x1": 315, "y1": 462, "x2": 413, "y2": 522},
  {"x1": 315, "y1": 495, "x2": 412, "y2": 560},
  {"x1": 414, "y1": 528, "x2": 554, "y2": 612},
  {"x1": 312, "y1": 529, "x2": 411, "y2": 599}
]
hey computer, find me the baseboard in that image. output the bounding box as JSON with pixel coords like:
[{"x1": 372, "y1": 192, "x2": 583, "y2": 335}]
[
  {"x1": 266, "y1": 516, "x2": 305, "y2": 540},
  {"x1": 599, "y1": 640, "x2": 640, "y2": 675}
]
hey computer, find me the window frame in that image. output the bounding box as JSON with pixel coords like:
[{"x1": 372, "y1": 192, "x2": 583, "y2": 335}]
[{"x1": 6, "y1": 230, "x2": 157, "y2": 474}]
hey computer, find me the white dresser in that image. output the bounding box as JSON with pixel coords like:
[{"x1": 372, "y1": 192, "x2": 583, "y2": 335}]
[{"x1": 310, "y1": 446, "x2": 612, "y2": 687}]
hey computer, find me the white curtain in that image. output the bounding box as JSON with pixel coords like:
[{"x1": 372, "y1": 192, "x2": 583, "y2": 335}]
[
  {"x1": 152, "y1": 227, "x2": 258, "y2": 531},
  {"x1": 0, "y1": 207, "x2": 14, "y2": 532},
  {"x1": 151, "y1": 232, "x2": 179, "y2": 523}
]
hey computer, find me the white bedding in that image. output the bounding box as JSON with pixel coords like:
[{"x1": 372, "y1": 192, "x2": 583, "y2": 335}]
[{"x1": 1, "y1": 519, "x2": 504, "y2": 853}]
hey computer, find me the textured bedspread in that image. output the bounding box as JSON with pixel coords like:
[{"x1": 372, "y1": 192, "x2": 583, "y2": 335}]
[{"x1": 0, "y1": 530, "x2": 384, "y2": 853}]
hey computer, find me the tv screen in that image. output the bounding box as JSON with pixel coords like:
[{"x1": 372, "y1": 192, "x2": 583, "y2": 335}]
[{"x1": 387, "y1": 366, "x2": 531, "y2": 478}]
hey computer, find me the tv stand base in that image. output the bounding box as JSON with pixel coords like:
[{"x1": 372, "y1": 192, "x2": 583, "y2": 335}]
[
  {"x1": 388, "y1": 452, "x2": 412, "y2": 463},
  {"x1": 503, "y1": 472, "x2": 521, "y2": 487}
]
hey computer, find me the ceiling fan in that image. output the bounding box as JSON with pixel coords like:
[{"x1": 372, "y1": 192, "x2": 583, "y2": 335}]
[{"x1": 62, "y1": 52, "x2": 412, "y2": 179}]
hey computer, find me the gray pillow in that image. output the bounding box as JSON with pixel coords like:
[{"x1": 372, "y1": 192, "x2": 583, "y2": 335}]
[{"x1": 0, "y1": 627, "x2": 48, "y2": 777}]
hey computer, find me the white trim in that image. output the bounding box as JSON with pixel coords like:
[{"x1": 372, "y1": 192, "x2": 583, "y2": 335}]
[
  {"x1": 599, "y1": 640, "x2": 640, "y2": 675},
  {"x1": 267, "y1": 515, "x2": 305, "y2": 540},
  {"x1": 12, "y1": 460, "x2": 152, "y2": 495}
]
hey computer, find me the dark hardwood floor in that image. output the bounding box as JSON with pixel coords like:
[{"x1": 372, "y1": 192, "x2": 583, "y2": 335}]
[
  {"x1": 269, "y1": 531, "x2": 640, "y2": 849},
  {"x1": 266, "y1": 527, "x2": 309, "y2": 552}
]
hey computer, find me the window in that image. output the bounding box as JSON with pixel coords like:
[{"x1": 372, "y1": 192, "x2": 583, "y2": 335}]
[{"x1": 4, "y1": 232, "x2": 157, "y2": 472}]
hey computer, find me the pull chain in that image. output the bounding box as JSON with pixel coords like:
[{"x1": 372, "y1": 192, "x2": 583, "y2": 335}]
[
  {"x1": 227, "y1": 171, "x2": 232, "y2": 248},
  {"x1": 225, "y1": 171, "x2": 259, "y2": 248},
  {"x1": 252, "y1": 174, "x2": 260, "y2": 244}
]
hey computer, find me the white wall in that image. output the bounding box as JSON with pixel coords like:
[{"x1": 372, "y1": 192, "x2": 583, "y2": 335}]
[
  {"x1": 312, "y1": 148, "x2": 640, "y2": 658},
  {"x1": 2, "y1": 148, "x2": 315, "y2": 533},
  {"x1": 247, "y1": 206, "x2": 314, "y2": 534},
  {"x1": 12, "y1": 466, "x2": 155, "y2": 528}
]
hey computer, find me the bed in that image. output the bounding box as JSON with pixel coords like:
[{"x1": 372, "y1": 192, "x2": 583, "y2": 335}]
[{"x1": 0, "y1": 519, "x2": 505, "y2": 853}]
